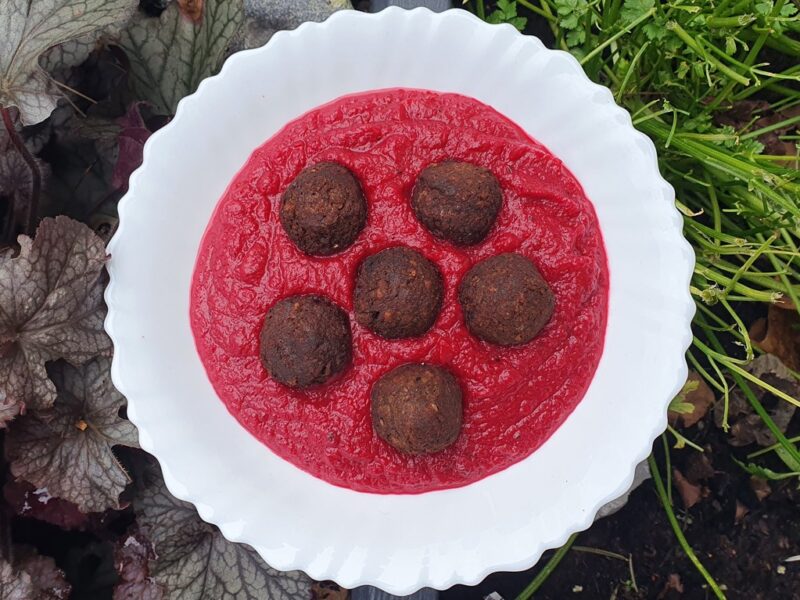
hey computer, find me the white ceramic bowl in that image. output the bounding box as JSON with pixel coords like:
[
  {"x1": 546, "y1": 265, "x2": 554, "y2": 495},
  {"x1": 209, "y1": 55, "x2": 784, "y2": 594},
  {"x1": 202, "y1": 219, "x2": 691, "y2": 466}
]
[{"x1": 106, "y1": 7, "x2": 695, "y2": 594}]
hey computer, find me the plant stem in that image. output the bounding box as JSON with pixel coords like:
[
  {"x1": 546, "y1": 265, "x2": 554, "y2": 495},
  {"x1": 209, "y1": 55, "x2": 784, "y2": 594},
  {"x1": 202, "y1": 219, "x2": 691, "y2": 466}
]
[
  {"x1": 517, "y1": 0, "x2": 556, "y2": 22},
  {"x1": 666, "y1": 21, "x2": 750, "y2": 86},
  {"x1": 1, "y1": 107, "x2": 41, "y2": 235},
  {"x1": 706, "y1": 14, "x2": 756, "y2": 28},
  {"x1": 476, "y1": 0, "x2": 485, "y2": 20},
  {"x1": 648, "y1": 455, "x2": 727, "y2": 600},
  {"x1": 516, "y1": 533, "x2": 578, "y2": 600},
  {"x1": 748, "y1": 435, "x2": 800, "y2": 459},
  {"x1": 698, "y1": 317, "x2": 800, "y2": 467},
  {"x1": 741, "y1": 114, "x2": 800, "y2": 141},
  {"x1": 662, "y1": 434, "x2": 673, "y2": 505},
  {"x1": 580, "y1": 8, "x2": 656, "y2": 66},
  {"x1": 615, "y1": 41, "x2": 650, "y2": 103}
]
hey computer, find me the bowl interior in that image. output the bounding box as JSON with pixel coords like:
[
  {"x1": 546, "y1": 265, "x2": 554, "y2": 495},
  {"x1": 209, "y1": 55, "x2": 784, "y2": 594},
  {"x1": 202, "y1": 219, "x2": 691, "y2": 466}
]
[{"x1": 107, "y1": 7, "x2": 694, "y2": 594}]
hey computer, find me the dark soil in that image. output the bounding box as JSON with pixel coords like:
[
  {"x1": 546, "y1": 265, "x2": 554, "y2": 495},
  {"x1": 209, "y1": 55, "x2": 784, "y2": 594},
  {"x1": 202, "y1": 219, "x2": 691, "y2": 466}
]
[{"x1": 442, "y1": 407, "x2": 800, "y2": 600}]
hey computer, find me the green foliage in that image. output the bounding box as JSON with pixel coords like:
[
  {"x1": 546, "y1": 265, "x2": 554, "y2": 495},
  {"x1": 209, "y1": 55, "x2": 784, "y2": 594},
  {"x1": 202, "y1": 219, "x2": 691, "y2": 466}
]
[
  {"x1": 668, "y1": 379, "x2": 700, "y2": 415},
  {"x1": 473, "y1": 1, "x2": 800, "y2": 595},
  {"x1": 487, "y1": 0, "x2": 529, "y2": 31},
  {"x1": 554, "y1": 0, "x2": 592, "y2": 46},
  {"x1": 733, "y1": 457, "x2": 800, "y2": 480},
  {"x1": 621, "y1": 0, "x2": 655, "y2": 23},
  {"x1": 516, "y1": 1, "x2": 800, "y2": 463}
]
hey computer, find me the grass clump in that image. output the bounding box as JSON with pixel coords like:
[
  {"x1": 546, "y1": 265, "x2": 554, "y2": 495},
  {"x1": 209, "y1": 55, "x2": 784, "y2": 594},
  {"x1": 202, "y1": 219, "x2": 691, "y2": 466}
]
[{"x1": 470, "y1": 0, "x2": 800, "y2": 597}]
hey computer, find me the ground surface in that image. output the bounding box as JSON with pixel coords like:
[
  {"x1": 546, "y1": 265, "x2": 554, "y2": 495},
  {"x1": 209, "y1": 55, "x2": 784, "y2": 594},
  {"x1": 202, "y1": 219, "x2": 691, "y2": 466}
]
[{"x1": 444, "y1": 421, "x2": 800, "y2": 599}]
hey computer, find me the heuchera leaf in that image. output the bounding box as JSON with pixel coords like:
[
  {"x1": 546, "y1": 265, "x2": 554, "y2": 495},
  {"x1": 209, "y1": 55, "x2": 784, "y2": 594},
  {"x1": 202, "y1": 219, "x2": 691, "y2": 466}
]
[
  {"x1": 0, "y1": 559, "x2": 35, "y2": 600},
  {"x1": 43, "y1": 105, "x2": 121, "y2": 222},
  {"x1": 0, "y1": 109, "x2": 50, "y2": 246},
  {"x1": 0, "y1": 0, "x2": 138, "y2": 125},
  {"x1": 113, "y1": 530, "x2": 164, "y2": 600},
  {"x1": 0, "y1": 389, "x2": 19, "y2": 425},
  {"x1": 0, "y1": 216, "x2": 111, "y2": 421},
  {"x1": 3, "y1": 480, "x2": 90, "y2": 530},
  {"x1": 135, "y1": 463, "x2": 312, "y2": 599},
  {"x1": 6, "y1": 358, "x2": 139, "y2": 513},
  {"x1": 118, "y1": 0, "x2": 244, "y2": 115},
  {"x1": 39, "y1": 17, "x2": 135, "y2": 85},
  {"x1": 0, "y1": 551, "x2": 71, "y2": 600},
  {"x1": 112, "y1": 103, "x2": 151, "y2": 191},
  {"x1": 14, "y1": 551, "x2": 72, "y2": 600}
]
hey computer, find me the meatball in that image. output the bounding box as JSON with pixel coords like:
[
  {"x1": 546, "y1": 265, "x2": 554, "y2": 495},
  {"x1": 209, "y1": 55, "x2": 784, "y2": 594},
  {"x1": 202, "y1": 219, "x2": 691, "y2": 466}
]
[
  {"x1": 354, "y1": 247, "x2": 443, "y2": 339},
  {"x1": 371, "y1": 364, "x2": 463, "y2": 455},
  {"x1": 280, "y1": 162, "x2": 367, "y2": 256},
  {"x1": 260, "y1": 294, "x2": 352, "y2": 388},
  {"x1": 459, "y1": 253, "x2": 554, "y2": 346},
  {"x1": 411, "y1": 160, "x2": 503, "y2": 246}
]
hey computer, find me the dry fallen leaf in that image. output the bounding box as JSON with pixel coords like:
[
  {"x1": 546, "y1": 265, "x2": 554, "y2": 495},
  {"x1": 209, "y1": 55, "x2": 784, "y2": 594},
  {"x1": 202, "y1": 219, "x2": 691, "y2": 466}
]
[
  {"x1": 751, "y1": 304, "x2": 800, "y2": 371},
  {"x1": 669, "y1": 371, "x2": 716, "y2": 428},
  {"x1": 685, "y1": 452, "x2": 714, "y2": 482},
  {"x1": 673, "y1": 468, "x2": 705, "y2": 509},
  {"x1": 659, "y1": 573, "x2": 684, "y2": 598},
  {"x1": 735, "y1": 501, "x2": 749, "y2": 524},
  {"x1": 714, "y1": 354, "x2": 798, "y2": 446},
  {"x1": 750, "y1": 476, "x2": 772, "y2": 502}
]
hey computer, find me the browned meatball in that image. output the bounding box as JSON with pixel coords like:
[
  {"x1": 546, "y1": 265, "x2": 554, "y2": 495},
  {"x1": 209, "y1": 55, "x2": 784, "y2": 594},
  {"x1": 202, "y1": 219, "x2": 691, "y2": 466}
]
[
  {"x1": 411, "y1": 160, "x2": 503, "y2": 246},
  {"x1": 260, "y1": 294, "x2": 352, "y2": 388},
  {"x1": 459, "y1": 253, "x2": 554, "y2": 346},
  {"x1": 280, "y1": 162, "x2": 367, "y2": 256},
  {"x1": 371, "y1": 364, "x2": 463, "y2": 455},
  {"x1": 354, "y1": 247, "x2": 443, "y2": 339}
]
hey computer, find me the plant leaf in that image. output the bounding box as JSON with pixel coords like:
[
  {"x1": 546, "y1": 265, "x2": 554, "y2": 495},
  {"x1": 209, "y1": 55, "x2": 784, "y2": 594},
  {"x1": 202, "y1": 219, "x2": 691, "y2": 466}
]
[
  {"x1": 733, "y1": 458, "x2": 800, "y2": 481},
  {"x1": 6, "y1": 358, "x2": 139, "y2": 513},
  {"x1": 0, "y1": 559, "x2": 35, "y2": 600},
  {"x1": 112, "y1": 103, "x2": 151, "y2": 191},
  {"x1": 0, "y1": 216, "x2": 111, "y2": 421},
  {"x1": 0, "y1": 550, "x2": 71, "y2": 600},
  {"x1": 621, "y1": 0, "x2": 654, "y2": 23},
  {"x1": 113, "y1": 530, "x2": 165, "y2": 600},
  {"x1": 42, "y1": 105, "x2": 121, "y2": 221},
  {"x1": 714, "y1": 354, "x2": 798, "y2": 447},
  {"x1": 0, "y1": 108, "x2": 50, "y2": 248},
  {"x1": 135, "y1": 462, "x2": 312, "y2": 599},
  {"x1": 0, "y1": 0, "x2": 137, "y2": 125},
  {"x1": 751, "y1": 304, "x2": 800, "y2": 371},
  {"x1": 15, "y1": 550, "x2": 72, "y2": 600},
  {"x1": 668, "y1": 373, "x2": 715, "y2": 427},
  {"x1": 3, "y1": 480, "x2": 90, "y2": 530},
  {"x1": 118, "y1": 0, "x2": 244, "y2": 115}
]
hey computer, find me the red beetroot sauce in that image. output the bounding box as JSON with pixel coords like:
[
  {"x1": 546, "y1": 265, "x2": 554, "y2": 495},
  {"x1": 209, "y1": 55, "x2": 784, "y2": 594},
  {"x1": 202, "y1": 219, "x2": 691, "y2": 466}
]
[{"x1": 190, "y1": 89, "x2": 609, "y2": 494}]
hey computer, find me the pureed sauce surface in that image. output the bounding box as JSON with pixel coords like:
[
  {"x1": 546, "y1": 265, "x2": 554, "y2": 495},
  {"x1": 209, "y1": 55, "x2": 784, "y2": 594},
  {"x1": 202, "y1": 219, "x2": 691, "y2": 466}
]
[{"x1": 191, "y1": 89, "x2": 609, "y2": 493}]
